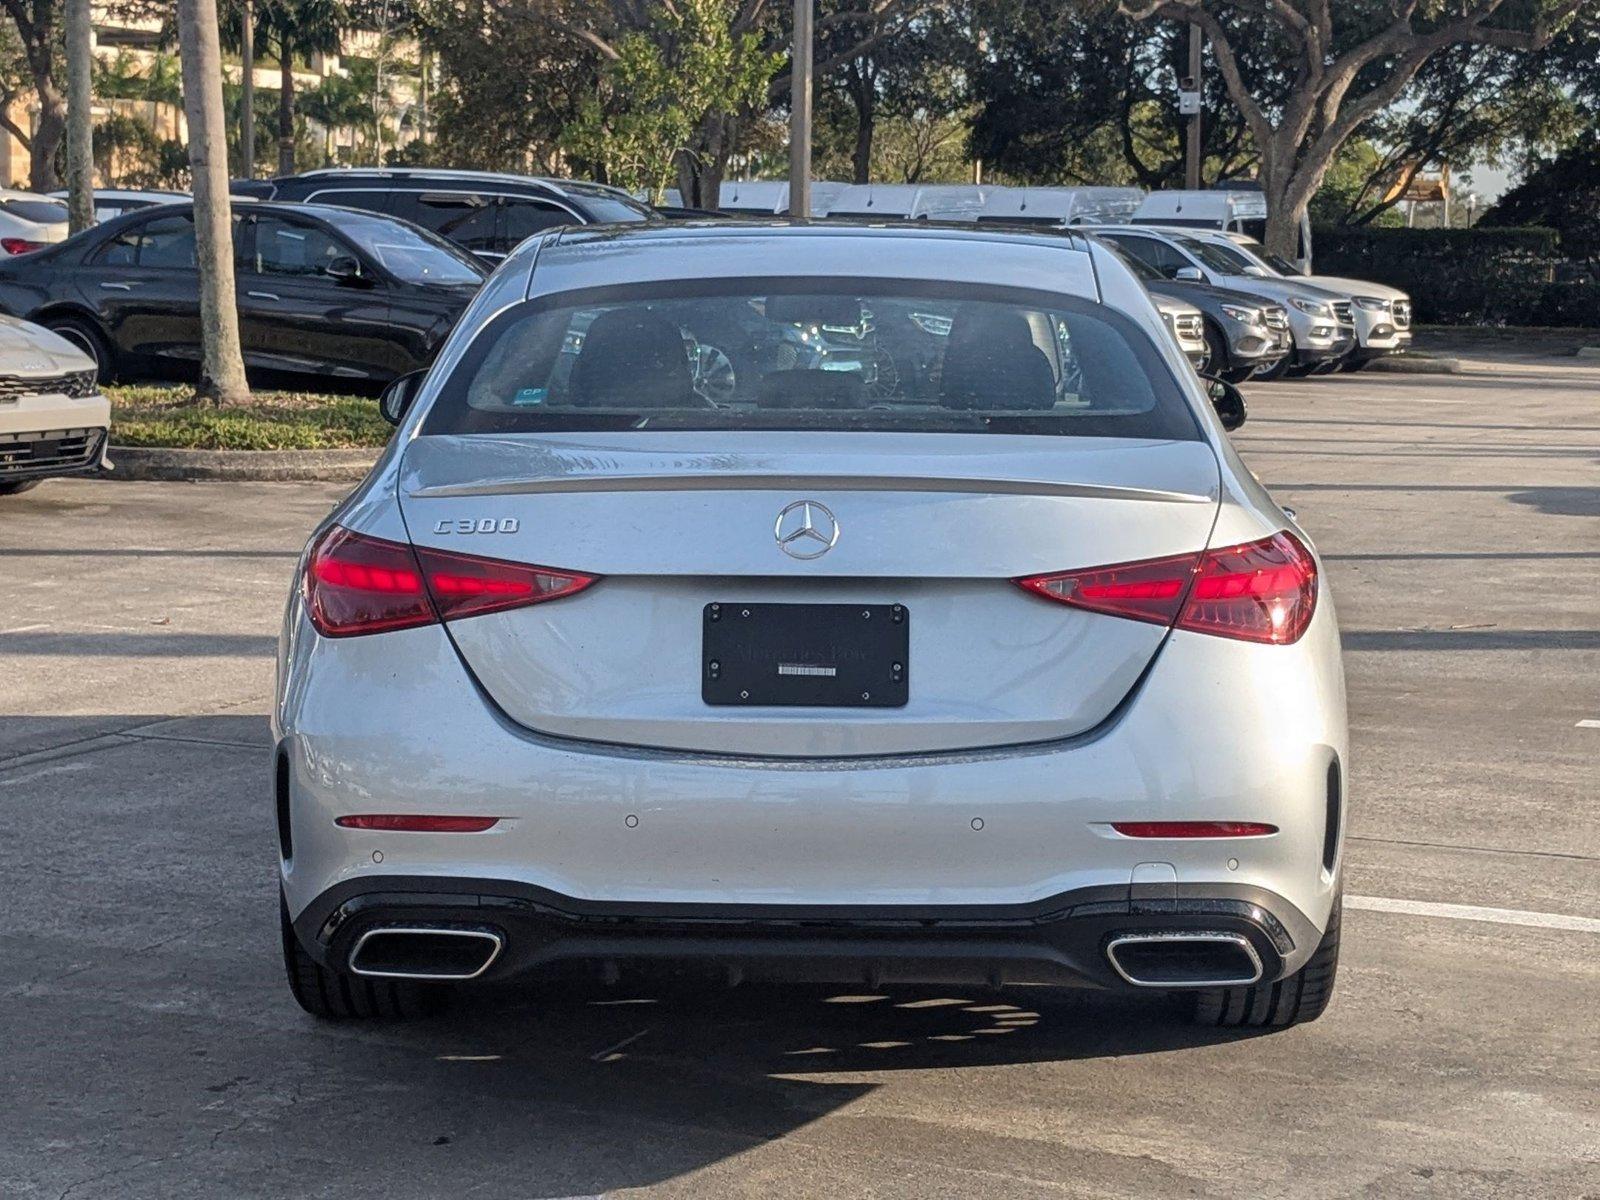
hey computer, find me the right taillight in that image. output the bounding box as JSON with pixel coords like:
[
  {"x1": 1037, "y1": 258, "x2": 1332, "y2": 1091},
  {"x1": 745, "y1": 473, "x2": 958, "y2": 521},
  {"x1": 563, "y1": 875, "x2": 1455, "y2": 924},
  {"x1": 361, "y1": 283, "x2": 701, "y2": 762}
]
[
  {"x1": 1017, "y1": 530, "x2": 1317, "y2": 645},
  {"x1": 303, "y1": 525, "x2": 596, "y2": 638}
]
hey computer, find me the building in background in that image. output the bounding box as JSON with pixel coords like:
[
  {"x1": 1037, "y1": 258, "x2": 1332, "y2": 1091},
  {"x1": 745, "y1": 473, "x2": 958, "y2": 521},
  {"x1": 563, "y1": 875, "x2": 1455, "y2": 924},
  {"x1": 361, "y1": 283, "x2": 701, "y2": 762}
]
[{"x1": 0, "y1": 4, "x2": 425, "y2": 188}]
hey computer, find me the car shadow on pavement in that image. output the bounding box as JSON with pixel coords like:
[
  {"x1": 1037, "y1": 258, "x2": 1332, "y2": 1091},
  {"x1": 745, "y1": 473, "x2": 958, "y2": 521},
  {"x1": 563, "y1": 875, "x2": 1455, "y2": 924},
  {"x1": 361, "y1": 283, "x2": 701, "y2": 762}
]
[
  {"x1": 3, "y1": 716, "x2": 1276, "y2": 1198},
  {"x1": 252, "y1": 978, "x2": 1272, "y2": 1197}
]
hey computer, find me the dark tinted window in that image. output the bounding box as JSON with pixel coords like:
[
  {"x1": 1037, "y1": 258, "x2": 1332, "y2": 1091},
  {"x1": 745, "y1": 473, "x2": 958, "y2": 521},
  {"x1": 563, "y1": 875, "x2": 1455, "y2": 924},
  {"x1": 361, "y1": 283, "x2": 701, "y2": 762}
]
[
  {"x1": 0, "y1": 198, "x2": 67, "y2": 223},
  {"x1": 134, "y1": 214, "x2": 197, "y2": 268},
  {"x1": 562, "y1": 191, "x2": 654, "y2": 224},
  {"x1": 308, "y1": 188, "x2": 391, "y2": 216},
  {"x1": 250, "y1": 216, "x2": 353, "y2": 277},
  {"x1": 327, "y1": 211, "x2": 486, "y2": 285},
  {"x1": 501, "y1": 198, "x2": 575, "y2": 246},
  {"x1": 423, "y1": 278, "x2": 1198, "y2": 440},
  {"x1": 396, "y1": 192, "x2": 499, "y2": 254},
  {"x1": 95, "y1": 227, "x2": 141, "y2": 267},
  {"x1": 1104, "y1": 234, "x2": 1190, "y2": 278}
]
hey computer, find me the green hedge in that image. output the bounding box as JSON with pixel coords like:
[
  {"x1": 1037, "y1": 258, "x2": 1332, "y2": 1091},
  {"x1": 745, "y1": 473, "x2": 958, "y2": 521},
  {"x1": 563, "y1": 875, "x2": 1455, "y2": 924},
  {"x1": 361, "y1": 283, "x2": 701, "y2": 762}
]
[{"x1": 1311, "y1": 225, "x2": 1600, "y2": 328}]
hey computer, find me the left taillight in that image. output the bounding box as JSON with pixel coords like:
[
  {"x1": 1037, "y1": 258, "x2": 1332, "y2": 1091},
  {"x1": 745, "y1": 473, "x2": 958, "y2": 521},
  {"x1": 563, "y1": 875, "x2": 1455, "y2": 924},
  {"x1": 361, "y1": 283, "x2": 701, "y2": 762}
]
[
  {"x1": 1016, "y1": 530, "x2": 1317, "y2": 645},
  {"x1": 303, "y1": 525, "x2": 596, "y2": 638},
  {"x1": 0, "y1": 237, "x2": 46, "y2": 254}
]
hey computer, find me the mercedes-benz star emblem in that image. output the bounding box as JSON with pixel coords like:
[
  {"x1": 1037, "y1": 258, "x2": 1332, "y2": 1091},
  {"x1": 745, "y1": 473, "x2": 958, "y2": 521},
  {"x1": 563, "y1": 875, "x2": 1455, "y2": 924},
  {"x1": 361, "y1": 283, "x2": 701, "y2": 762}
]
[{"x1": 774, "y1": 500, "x2": 839, "y2": 560}]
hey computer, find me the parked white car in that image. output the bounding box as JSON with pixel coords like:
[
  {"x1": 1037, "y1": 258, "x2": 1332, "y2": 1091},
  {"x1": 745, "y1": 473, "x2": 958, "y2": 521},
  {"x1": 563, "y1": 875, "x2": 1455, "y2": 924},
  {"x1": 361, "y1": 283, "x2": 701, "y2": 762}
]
[
  {"x1": 0, "y1": 189, "x2": 68, "y2": 255},
  {"x1": 47, "y1": 187, "x2": 186, "y2": 223},
  {"x1": 1192, "y1": 231, "x2": 1413, "y2": 371},
  {"x1": 0, "y1": 315, "x2": 109, "y2": 495}
]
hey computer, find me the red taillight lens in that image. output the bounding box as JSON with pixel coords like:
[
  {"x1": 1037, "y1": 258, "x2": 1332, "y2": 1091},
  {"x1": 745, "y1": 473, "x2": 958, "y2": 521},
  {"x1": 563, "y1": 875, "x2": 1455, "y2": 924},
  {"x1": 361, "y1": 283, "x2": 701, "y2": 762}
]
[
  {"x1": 1181, "y1": 531, "x2": 1317, "y2": 644},
  {"x1": 1112, "y1": 821, "x2": 1278, "y2": 838},
  {"x1": 416, "y1": 543, "x2": 594, "y2": 621},
  {"x1": 335, "y1": 815, "x2": 500, "y2": 832},
  {"x1": 0, "y1": 237, "x2": 46, "y2": 254},
  {"x1": 1017, "y1": 531, "x2": 1317, "y2": 645},
  {"x1": 1016, "y1": 550, "x2": 1200, "y2": 626},
  {"x1": 304, "y1": 525, "x2": 596, "y2": 637},
  {"x1": 305, "y1": 526, "x2": 434, "y2": 637}
]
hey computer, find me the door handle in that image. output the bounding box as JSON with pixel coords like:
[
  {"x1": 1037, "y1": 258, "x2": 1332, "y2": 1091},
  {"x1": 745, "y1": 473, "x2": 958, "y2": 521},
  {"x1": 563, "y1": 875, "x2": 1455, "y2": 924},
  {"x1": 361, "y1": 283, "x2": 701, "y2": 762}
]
[
  {"x1": 246, "y1": 290, "x2": 281, "y2": 301},
  {"x1": 99, "y1": 282, "x2": 133, "y2": 291}
]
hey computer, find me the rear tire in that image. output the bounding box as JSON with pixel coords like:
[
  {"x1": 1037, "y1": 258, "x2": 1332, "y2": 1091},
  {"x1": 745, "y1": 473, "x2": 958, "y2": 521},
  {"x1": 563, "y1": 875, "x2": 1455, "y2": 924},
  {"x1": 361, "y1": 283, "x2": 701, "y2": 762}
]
[
  {"x1": 0, "y1": 479, "x2": 41, "y2": 495},
  {"x1": 280, "y1": 893, "x2": 447, "y2": 1020},
  {"x1": 1339, "y1": 357, "x2": 1373, "y2": 373},
  {"x1": 1191, "y1": 892, "x2": 1340, "y2": 1029},
  {"x1": 44, "y1": 315, "x2": 115, "y2": 384}
]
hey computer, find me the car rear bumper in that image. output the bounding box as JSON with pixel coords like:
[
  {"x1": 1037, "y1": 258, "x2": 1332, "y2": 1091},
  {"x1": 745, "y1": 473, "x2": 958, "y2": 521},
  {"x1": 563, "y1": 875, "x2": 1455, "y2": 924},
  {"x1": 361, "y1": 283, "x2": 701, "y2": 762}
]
[
  {"x1": 275, "y1": 584, "x2": 1348, "y2": 964},
  {"x1": 290, "y1": 874, "x2": 1324, "y2": 988}
]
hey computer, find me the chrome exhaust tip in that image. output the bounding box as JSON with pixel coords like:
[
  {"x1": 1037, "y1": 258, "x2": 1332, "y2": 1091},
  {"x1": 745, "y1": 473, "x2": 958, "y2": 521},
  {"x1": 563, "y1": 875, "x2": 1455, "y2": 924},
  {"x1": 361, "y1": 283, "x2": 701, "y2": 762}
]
[
  {"x1": 1105, "y1": 931, "x2": 1263, "y2": 988},
  {"x1": 348, "y1": 925, "x2": 504, "y2": 981}
]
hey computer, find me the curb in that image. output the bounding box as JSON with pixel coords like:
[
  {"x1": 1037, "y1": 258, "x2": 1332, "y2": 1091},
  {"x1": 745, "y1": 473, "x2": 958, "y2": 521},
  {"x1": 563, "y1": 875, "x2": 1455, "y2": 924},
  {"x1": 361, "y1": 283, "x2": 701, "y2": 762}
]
[
  {"x1": 106, "y1": 446, "x2": 381, "y2": 482},
  {"x1": 1363, "y1": 354, "x2": 1463, "y2": 376}
]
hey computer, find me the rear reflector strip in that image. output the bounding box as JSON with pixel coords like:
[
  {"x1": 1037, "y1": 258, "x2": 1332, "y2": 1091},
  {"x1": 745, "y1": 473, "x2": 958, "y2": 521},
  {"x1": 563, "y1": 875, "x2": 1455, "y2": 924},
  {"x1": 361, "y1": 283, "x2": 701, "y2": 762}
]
[
  {"x1": 335, "y1": 815, "x2": 500, "y2": 833},
  {"x1": 1111, "y1": 821, "x2": 1278, "y2": 838}
]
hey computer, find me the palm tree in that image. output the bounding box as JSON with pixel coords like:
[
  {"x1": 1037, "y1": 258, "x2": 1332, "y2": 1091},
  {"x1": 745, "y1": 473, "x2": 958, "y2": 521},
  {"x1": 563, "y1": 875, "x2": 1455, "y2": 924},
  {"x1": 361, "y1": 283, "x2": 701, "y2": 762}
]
[
  {"x1": 176, "y1": 0, "x2": 251, "y2": 406},
  {"x1": 226, "y1": 0, "x2": 346, "y2": 176},
  {"x1": 64, "y1": 0, "x2": 93, "y2": 233}
]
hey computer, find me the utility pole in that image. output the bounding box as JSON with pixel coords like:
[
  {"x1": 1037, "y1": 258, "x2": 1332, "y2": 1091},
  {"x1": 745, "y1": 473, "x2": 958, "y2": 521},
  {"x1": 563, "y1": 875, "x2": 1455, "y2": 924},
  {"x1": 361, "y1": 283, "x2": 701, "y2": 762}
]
[
  {"x1": 1184, "y1": 22, "x2": 1202, "y2": 190},
  {"x1": 240, "y1": 0, "x2": 254, "y2": 178},
  {"x1": 788, "y1": 0, "x2": 813, "y2": 218},
  {"x1": 64, "y1": 0, "x2": 93, "y2": 233}
]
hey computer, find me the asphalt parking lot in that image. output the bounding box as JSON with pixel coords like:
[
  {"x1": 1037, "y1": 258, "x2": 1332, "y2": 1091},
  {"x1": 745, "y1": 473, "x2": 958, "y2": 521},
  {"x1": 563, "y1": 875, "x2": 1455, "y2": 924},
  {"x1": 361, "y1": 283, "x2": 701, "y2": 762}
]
[{"x1": 2, "y1": 351, "x2": 1597, "y2": 1199}]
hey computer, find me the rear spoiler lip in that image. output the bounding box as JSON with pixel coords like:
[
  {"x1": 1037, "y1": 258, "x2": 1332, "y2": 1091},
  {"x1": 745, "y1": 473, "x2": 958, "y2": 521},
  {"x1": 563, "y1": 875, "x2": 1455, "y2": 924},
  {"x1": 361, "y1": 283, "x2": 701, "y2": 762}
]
[{"x1": 405, "y1": 473, "x2": 1216, "y2": 505}]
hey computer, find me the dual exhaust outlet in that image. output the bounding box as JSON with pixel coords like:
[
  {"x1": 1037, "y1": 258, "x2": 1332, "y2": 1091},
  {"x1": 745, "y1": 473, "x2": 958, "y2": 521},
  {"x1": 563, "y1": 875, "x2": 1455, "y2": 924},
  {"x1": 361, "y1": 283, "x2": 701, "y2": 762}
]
[
  {"x1": 345, "y1": 924, "x2": 1264, "y2": 989},
  {"x1": 348, "y1": 925, "x2": 504, "y2": 981},
  {"x1": 1104, "y1": 931, "x2": 1263, "y2": 988}
]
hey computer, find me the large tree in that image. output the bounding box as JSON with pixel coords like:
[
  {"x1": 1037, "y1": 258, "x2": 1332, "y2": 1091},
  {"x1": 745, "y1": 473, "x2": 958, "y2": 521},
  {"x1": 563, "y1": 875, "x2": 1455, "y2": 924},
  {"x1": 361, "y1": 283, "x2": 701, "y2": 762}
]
[
  {"x1": 970, "y1": 0, "x2": 1256, "y2": 187},
  {"x1": 177, "y1": 0, "x2": 251, "y2": 405},
  {"x1": 1118, "y1": 0, "x2": 1589, "y2": 256},
  {"x1": 63, "y1": 0, "x2": 91, "y2": 230},
  {"x1": 230, "y1": 0, "x2": 347, "y2": 175},
  {"x1": 526, "y1": 0, "x2": 930, "y2": 204},
  {"x1": 0, "y1": 0, "x2": 66, "y2": 189},
  {"x1": 563, "y1": 0, "x2": 777, "y2": 200}
]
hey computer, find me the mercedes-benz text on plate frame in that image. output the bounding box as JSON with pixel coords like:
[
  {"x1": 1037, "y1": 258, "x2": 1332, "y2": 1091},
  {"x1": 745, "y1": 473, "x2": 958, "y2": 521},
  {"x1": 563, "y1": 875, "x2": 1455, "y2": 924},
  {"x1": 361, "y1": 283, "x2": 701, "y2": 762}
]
[
  {"x1": 274, "y1": 222, "x2": 1347, "y2": 1031},
  {"x1": 774, "y1": 499, "x2": 839, "y2": 559}
]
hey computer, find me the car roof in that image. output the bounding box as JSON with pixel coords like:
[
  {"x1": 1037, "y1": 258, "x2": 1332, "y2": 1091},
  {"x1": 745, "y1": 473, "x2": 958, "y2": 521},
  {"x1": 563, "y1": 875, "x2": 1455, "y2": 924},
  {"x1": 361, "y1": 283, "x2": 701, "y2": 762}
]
[
  {"x1": 0, "y1": 187, "x2": 64, "y2": 203},
  {"x1": 275, "y1": 168, "x2": 602, "y2": 200},
  {"x1": 516, "y1": 220, "x2": 1101, "y2": 301}
]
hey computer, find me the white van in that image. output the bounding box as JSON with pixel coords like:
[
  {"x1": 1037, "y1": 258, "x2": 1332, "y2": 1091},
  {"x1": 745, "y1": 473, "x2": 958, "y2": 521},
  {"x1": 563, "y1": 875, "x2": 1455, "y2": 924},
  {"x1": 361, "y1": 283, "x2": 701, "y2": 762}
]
[
  {"x1": 1133, "y1": 189, "x2": 1313, "y2": 274},
  {"x1": 977, "y1": 186, "x2": 1144, "y2": 228}
]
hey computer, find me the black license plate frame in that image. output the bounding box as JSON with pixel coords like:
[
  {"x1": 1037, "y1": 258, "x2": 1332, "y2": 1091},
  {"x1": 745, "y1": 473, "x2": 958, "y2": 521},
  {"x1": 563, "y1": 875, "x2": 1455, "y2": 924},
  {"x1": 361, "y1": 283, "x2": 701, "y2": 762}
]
[{"x1": 702, "y1": 602, "x2": 909, "y2": 707}]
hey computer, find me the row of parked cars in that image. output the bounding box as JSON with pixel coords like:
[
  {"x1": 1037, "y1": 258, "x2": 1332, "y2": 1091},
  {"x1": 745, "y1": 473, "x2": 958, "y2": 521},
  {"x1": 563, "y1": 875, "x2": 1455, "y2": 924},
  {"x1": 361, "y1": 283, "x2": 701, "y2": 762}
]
[{"x1": 0, "y1": 169, "x2": 1407, "y2": 496}]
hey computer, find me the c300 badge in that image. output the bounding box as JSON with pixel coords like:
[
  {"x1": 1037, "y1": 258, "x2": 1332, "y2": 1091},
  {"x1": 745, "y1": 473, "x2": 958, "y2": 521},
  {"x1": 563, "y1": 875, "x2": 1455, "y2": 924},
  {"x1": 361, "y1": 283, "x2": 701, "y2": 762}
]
[{"x1": 433, "y1": 517, "x2": 520, "y2": 534}]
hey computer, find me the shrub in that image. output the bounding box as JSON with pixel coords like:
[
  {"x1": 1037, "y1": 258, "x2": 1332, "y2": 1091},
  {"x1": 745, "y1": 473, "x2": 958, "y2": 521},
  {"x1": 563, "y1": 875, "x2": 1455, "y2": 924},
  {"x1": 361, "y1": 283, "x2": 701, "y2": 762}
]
[{"x1": 1310, "y1": 226, "x2": 1597, "y2": 328}]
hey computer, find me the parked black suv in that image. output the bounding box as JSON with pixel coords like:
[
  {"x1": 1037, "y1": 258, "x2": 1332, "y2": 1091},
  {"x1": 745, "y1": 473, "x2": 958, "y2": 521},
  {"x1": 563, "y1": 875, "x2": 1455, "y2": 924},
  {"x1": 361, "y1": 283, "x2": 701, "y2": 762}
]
[{"x1": 231, "y1": 170, "x2": 658, "y2": 262}]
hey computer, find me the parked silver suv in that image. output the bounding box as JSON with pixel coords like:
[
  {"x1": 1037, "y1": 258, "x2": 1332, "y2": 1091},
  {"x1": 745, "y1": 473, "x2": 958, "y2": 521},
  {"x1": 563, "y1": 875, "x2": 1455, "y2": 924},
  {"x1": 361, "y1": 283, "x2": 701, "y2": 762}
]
[{"x1": 1092, "y1": 227, "x2": 1356, "y2": 378}]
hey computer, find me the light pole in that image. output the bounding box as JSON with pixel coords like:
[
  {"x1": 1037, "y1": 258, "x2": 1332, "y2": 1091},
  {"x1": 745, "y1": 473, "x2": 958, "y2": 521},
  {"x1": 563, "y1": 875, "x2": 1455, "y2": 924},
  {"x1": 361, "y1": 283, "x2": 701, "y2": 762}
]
[
  {"x1": 1183, "y1": 22, "x2": 1202, "y2": 190},
  {"x1": 240, "y1": 0, "x2": 254, "y2": 178},
  {"x1": 788, "y1": 0, "x2": 813, "y2": 218}
]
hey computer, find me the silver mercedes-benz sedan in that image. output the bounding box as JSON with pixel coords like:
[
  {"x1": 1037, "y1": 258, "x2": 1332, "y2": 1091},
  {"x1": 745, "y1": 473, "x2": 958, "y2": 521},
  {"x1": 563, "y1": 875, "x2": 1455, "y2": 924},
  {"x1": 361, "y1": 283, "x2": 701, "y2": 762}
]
[{"x1": 275, "y1": 222, "x2": 1346, "y2": 1029}]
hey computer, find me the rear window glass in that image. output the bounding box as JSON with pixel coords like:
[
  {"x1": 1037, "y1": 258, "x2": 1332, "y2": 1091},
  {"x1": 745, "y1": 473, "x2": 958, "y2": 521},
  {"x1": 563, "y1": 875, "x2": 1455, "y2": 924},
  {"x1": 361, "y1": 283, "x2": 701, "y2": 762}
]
[
  {"x1": 421, "y1": 279, "x2": 1199, "y2": 440},
  {"x1": 0, "y1": 198, "x2": 67, "y2": 223}
]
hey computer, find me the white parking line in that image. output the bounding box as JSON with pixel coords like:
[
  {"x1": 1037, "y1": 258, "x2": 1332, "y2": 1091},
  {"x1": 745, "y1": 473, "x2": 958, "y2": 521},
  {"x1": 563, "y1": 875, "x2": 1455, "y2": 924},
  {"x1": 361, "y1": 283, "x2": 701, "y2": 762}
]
[
  {"x1": 1348, "y1": 895, "x2": 1600, "y2": 933},
  {"x1": 1576, "y1": 719, "x2": 1600, "y2": 729}
]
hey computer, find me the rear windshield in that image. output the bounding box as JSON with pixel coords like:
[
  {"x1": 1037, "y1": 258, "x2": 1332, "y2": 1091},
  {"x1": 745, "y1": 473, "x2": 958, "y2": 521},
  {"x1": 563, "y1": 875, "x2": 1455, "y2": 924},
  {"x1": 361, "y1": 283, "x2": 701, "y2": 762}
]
[
  {"x1": 1, "y1": 198, "x2": 67, "y2": 223},
  {"x1": 421, "y1": 279, "x2": 1199, "y2": 440}
]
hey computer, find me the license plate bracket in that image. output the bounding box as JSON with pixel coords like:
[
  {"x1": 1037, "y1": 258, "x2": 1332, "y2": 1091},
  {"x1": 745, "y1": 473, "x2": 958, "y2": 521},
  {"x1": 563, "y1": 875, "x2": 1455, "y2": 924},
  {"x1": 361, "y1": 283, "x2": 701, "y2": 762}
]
[{"x1": 702, "y1": 602, "x2": 909, "y2": 707}]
